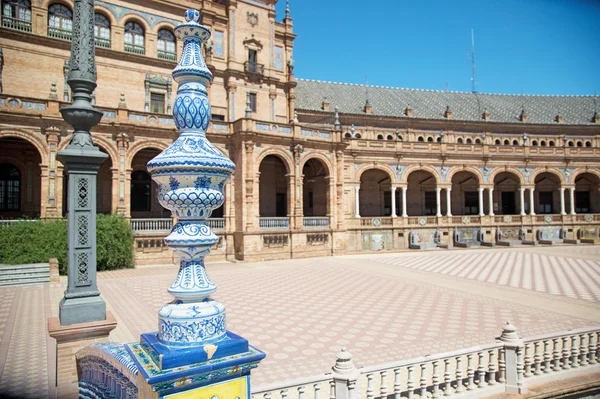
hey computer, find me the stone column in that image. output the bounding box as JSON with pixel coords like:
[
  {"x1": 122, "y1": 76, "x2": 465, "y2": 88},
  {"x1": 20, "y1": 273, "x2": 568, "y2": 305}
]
[
  {"x1": 436, "y1": 187, "x2": 442, "y2": 217},
  {"x1": 519, "y1": 188, "x2": 526, "y2": 216},
  {"x1": 488, "y1": 187, "x2": 495, "y2": 216},
  {"x1": 569, "y1": 187, "x2": 576, "y2": 215},
  {"x1": 355, "y1": 186, "x2": 360, "y2": 218},
  {"x1": 478, "y1": 187, "x2": 485, "y2": 217},
  {"x1": 44, "y1": 126, "x2": 62, "y2": 218},
  {"x1": 335, "y1": 151, "x2": 344, "y2": 229},
  {"x1": 402, "y1": 186, "x2": 408, "y2": 217},
  {"x1": 391, "y1": 186, "x2": 397, "y2": 217},
  {"x1": 446, "y1": 188, "x2": 452, "y2": 217},
  {"x1": 227, "y1": 82, "x2": 237, "y2": 121},
  {"x1": 244, "y1": 141, "x2": 255, "y2": 230},
  {"x1": 115, "y1": 132, "x2": 129, "y2": 216},
  {"x1": 286, "y1": 173, "x2": 296, "y2": 229},
  {"x1": 560, "y1": 187, "x2": 566, "y2": 215},
  {"x1": 529, "y1": 188, "x2": 535, "y2": 216},
  {"x1": 499, "y1": 322, "x2": 527, "y2": 394}
]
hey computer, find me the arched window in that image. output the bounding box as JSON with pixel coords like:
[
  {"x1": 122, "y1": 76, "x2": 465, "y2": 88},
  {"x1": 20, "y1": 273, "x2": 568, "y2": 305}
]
[
  {"x1": 503, "y1": 139, "x2": 509, "y2": 145},
  {"x1": 466, "y1": 138, "x2": 472, "y2": 144},
  {"x1": 344, "y1": 133, "x2": 352, "y2": 139},
  {"x1": 585, "y1": 141, "x2": 592, "y2": 147},
  {"x1": 157, "y1": 28, "x2": 176, "y2": 60},
  {"x1": 48, "y1": 3, "x2": 72, "y2": 40},
  {"x1": 427, "y1": 136, "x2": 433, "y2": 142},
  {"x1": 124, "y1": 21, "x2": 145, "y2": 55},
  {"x1": 355, "y1": 133, "x2": 361, "y2": 139},
  {"x1": 512, "y1": 140, "x2": 519, "y2": 146},
  {"x1": 532, "y1": 140, "x2": 538, "y2": 146},
  {"x1": 457, "y1": 138, "x2": 463, "y2": 144},
  {"x1": 540, "y1": 140, "x2": 547, "y2": 147},
  {"x1": 377, "y1": 134, "x2": 384, "y2": 140},
  {"x1": 0, "y1": 163, "x2": 20, "y2": 211},
  {"x1": 417, "y1": 136, "x2": 424, "y2": 142},
  {"x1": 475, "y1": 138, "x2": 481, "y2": 144},
  {"x1": 130, "y1": 170, "x2": 151, "y2": 212},
  {"x1": 495, "y1": 139, "x2": 501, "y2": 145},
  {"x1": 568, "y1": 141, "x2": 574, "y2": 147},
  {"x1": 436, "y1": 137, "x2": 441, "y2": 143},
  {"x1": 387, "y1": 135, "x2": 394, "y2": 141},
  {"x1": 396, "y1": 135, "x2": 403, "y2": 141},
  {"x1": 577, "y1": 141, "x2": 583, "y2": 147},
  {"x1": 2, "y1": 0, "x2": 31, "y2": 31},
  {"x1": 94, "y1": 12, "x2": 111, "y2": 48},
  {"x1": 549, "y1": 140, "x2": 555, "y2": 147}
]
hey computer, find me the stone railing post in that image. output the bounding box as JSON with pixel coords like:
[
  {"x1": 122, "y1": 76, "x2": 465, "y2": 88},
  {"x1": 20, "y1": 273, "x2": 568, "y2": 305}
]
[
  {"x1": 499, "y1": 322, "x2": 527, "y2": 394},
  {"x1": 332, "y1": 348, "x2": 360, "y2": 399}
]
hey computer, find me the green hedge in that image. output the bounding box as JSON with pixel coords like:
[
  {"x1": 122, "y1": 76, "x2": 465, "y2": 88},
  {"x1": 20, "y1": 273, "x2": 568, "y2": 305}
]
[{"x1": 0, "y1": 214, "x2": 134, "y2": 274}]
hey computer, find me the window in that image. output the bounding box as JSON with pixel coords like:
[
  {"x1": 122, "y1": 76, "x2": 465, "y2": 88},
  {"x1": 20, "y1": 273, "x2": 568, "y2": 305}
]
[
  {"x1": 532, "y1": 140, "x2": 538, "y2": 146},
  {"x1": 495, "y1": 139, "x2": 501, "y2": 145},
  {"x1": 249, "y1": 92, "x2": 257, "y2": 112},
  {"x1": 457, "y1": 138, "x2": 463, "y2": 144},
  {"x1": 377, "y1": 134, "x2": 383, "y2": 140},
  {"x1": 48, "y1": 3, "x2": 72, "y2": 40},
  {"x1": 512, "y1": 140, "x2": 519, "y2": 145},
  {"x1": 538, "y1": 191, "x2": 553, "y2": 214},
  {"x1": 424, "y1": 191, "x2": 436, "y2": 215},
  {"x1": 130, "y1": 170, "x2": 151, "y2": 212},
  {"x1": 466, "y1": 138, "x2": 472, "y2": 144},
  {"x1": 575, "y1": 191, "x2": 590, "y2": 213},
  {"x1": 124, "y1": 21, "x2": 144, "y2": 54},
  {"x1": 540, "y1": 140, "x2": 546, "y2": 147},
  {"x1": 417, "y1": 136, "x2": 424, "y2": 142},
  {"x1": 157, "y1": 29, "x2": 176, "y2": 61},
  {"x1": 0, "y1": 163, "x2": 20, "y2": 211},
  {"x1": 211, "y1": 114, "x2": 225, "y2": 121},
  {"x1": 214, "y1": 30, "x2": 224, "y2": 57},
  {"x1": 475, "y1": 138, "x2": 481, "y2": 144},
  {"x1": 387, "y1": 135, "x2": 394, "y2": 141},
  {"x1": 549, "y1": 140, "x2": 555, "y2": 147},
  {"x1": 464, "y1": 191, "x2": 479, "y2": 215},
  {"x1": 150, "y1": 93, "x2": 165, "y2": 114},
  {"x1": 94, "y1": 13, "x2": 111, "y2": 48},
  {"x1": 568, "y1": 141, "x2": 574, "y2": 147},
  {"x1": 577, "y1": 141, "x2": 583, "y2": 147},
  {"x1": 427, "y1": 137, "x2": 434, "y2": 142},
  {"x1": 586, "y1": 141, "x2": 592, "y2": 147},
  {"x1": 503, "y1": 139, "x2": 509, "y2": 145},
  {"x1": 2, "y1": 0, "x2": 31, "y2": 31}
]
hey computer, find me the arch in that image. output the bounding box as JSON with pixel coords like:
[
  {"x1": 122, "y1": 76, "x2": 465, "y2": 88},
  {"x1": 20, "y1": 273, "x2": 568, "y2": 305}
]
[
  {"x1": 549, "y1": 140, "x2": 555, "y2": 147},
  {"x1": 529, "y1": 168, "x2": 566, "y2": 185},
  {"x1": 445, "y1": 166, "x2": 485, "y2": 185},
  {"x1": 503, "y1": 139, "x2": 510, "y2": 145},
  {"x1": 466, "y1": 138, "x2": 472, "y2": 144},
  {"x1": 376, "y1": 134, "x2": 383, "y2": 140},
  {"x1": 577, "y1": 141, "x2": 583, "y2": 147},
  {"x1": 457, "y1": 138, "x2": 463, "y2": 144},
  {"x1": 299, "y1": 152, "x2": 332, "y2": 177},
  {"x1": 387, "y1": 135, "x2": 394, "y2": 141},
  {"x1": 495, "y1": 139, "x2": 501, "y2": 145},
  {"x1": 302, "y1": 158, "x2": 330, "y2": 217},
  {"x1": 117, "y1": 13, "x2": 151, "y2": 33},
  {"x1": 532, "y1": 140, "x2": 538, "y2": 146},
  {"x1": 568, "y1": 141, "x2": 574, "y2": 147},
  {"x1": 417, "y1": 136, "x2": 424, "y2": 142},
  {"x1": 427, "y1": 136, "x2": 434, "y2": 142},
  {"x1": 400, "y1": 165, "x2": 442, "y2": 185},
  {"x1": 259, "y1": 154, "x2": 289, "y2": 217},
  {"x1": 475, "y1": 138, "x2": 481, "y2": 144},
  {"x1": 153, "y1": 20, "x2": 177, "y2": 35},
  {"x1": 93, "y1": 4, "x2": 117, "y2": 25},
  {"x1": 126, "y1": 140, "x2": 169, "y2": 170},
  {"x1": 512, "y1": 139, "x2": 519, "y2": 146},
  {"x1": 255, "y1": 148, "x2": 293, "y2": 175},
  {"x1": 355, "y1": 163, "x2": 396, "y2": 184},
  {"x1": 585, "y1": 141, "x2": 592, "y2": 147},
  {"x1": 540, "y1": 140, "x2": 547, "y2": 147},
  {"x1": 569, "y1": 168, "x2": 600, "y2": 184},
  {"x1": 0, "y1": 129, "x2": 48, "y2": 164},
  {"x1": 488, "y1": 167, "x2": 525, "y2": 185},
  {"x1": 344, "y1": 132, "x2": 352, "y2": 139}
]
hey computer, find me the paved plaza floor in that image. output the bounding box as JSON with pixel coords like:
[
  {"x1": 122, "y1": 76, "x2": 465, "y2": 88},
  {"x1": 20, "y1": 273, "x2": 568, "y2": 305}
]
[{"x1": 0, "y1": 245, "x2": 600, "y2": 398}]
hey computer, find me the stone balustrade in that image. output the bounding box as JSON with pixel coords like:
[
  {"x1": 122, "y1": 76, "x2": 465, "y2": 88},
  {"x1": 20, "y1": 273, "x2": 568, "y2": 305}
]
[
  {"x1": 251, "y1": 324, "x2": 600, "y2": 399},
  {"x1": 129, "y1": 218, "x2": 172, "y2": 233},
  {"x1": 303, "y1": 217, "x2": 330, "y2": 228},
  {"x1": 208, "y1": 217, "x2": 225, "y2": 231},
  {"x1": 259, "y1": 217, "x2": 290, "y2": 230}
]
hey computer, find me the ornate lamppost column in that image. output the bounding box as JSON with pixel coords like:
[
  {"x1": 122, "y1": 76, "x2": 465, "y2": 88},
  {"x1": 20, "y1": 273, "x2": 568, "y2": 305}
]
[{"x1": 56, "y1": 0, "x2": 108, "y2": 325}]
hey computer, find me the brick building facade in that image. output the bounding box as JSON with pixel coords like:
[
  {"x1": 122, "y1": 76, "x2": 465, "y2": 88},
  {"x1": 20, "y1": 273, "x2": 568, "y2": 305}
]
[{"x1": 1, "y1": 0, "x2": 599, "y2": 263}]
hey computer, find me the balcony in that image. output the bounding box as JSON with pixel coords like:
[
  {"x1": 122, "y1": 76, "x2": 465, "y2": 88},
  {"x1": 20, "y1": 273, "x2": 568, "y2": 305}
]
[
  {"x1": 1, "y1": 16, "x2": 31, "y2": 32},
  {"x1": 303, "y1": 217, "x2": 329, "y2": 229},
  {"x1": 48, "y1": 27, "x2": 72, "y2": 41},
  {"x1": 124, "y1": 44, "x2": 145, "y2": 55},
  {"x1": 244, "y1": 61, "x2": 264, "y2": 75},
  {"x1": 95, "y1": 37, "x2": 111, "y2": 49},
  {"x1": 158, "y1": 50, "x2": 176, "y2": 61},
  {"x1": 259, "y1": 217, "x2": 289, "y2": 230},
  {"x1": 130, "y1": 218, "x2": 172, "y2": 233}
]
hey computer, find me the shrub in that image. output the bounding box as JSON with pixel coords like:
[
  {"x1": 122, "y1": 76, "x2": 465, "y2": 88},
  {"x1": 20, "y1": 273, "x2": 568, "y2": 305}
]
[{"x1": 0, "y1": 214, "x2": 134, "y2": 274}]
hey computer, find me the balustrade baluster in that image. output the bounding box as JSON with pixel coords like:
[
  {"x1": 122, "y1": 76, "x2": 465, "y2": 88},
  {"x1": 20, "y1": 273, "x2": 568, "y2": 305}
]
[
  {"x1": 296, "y1": 386, "x2": 305, "y2": 399},
  {"x1": 455, "y1": 357, "x2": 464, "y2": 393},
  {"x1": 533, "y1": 341, "x2": 542, "y2": 375},
  {"x1": 477, "y1": 351, "x2": 487, "y2": 388},
  {"x1": 589, "y1": 332, "x2": 598, "y2": 364},
  {"x1": 419, "y1": 363, "x2": 427, "y2": 399},
  {"x1": 498, "y1": 349, "x2": 506, "y2": 384},
  {"x1": 580, "y1": 333, "x2": 588, "y2": 366},
  {"x1": 488, "y1": 349, "x2": 497, "y2": 385},
  {"x1": 330, "y1": 380, "x2": 336, "y2": 399},
  {"x1": 380, "y1": 371, "x2": 388, "y2": 399},
  {"x1": 516, "y1": 345, "x2": 525, "y2": 391},
  {"x1": 407, "y1": 365, "x2": 415, "y2": 399},
  {"x1": 432, "y1": 360, "x2": 440, "y2": 398},
  {"x1": 281, "y1": 388, "x2": 288, "y2": 399},
  {"x1": 393, "y1": 368, "x2": 401, "y2": 399},
  {"x1": 553, "y1": 337, "x2": 561, "y2": 371},
  {"x1": 562, "y1": 336, "x2": 571, "y2": 369},
  {"x1": 543, "y1": 340, "x2": 552, "y2": 373},
  {"x1": 523, "y1": 343, "x2": 532, "y2": 377},
  {"x1": 314, "y1": 383, "x2": 321, "y2": 399},
  {"x1": 366, "y1": 373, "x2": 374, "y2": 399},
  {"x1": 571, "y1": 335, "x2": 580, "y2": 368},
  {"x1": 443, "y1": 359, "x2": 452, "y2": 396},
  {"x1": 348, "y1": 380, "x2": 356, "y2": 399},
  {"x1": 466, "y1": 354, "x2": 475, "y2": 391}
]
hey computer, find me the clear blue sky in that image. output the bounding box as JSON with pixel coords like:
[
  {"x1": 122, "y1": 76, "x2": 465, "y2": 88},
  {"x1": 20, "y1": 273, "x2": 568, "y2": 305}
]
[{"x1": 274, "y1": 0, "x2": 600, "y2": 96}]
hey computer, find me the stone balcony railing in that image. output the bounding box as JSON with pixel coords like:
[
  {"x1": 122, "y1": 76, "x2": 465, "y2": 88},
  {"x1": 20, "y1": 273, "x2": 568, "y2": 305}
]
[
  {"x1": 129, "y1": 218, "x2": 226, "y2": 234},
  {"x1": 259, "y1": 217, "x2": 290, "y2": 230},
  {"x1": 303, "y1": 217, "x2": 330, "y2": 229},
  {"x1": 1, "y1": 16, "x2": 31, "y2": 32}
]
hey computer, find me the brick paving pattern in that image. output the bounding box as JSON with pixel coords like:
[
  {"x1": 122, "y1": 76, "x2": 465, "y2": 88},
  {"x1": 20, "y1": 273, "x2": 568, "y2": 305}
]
[{"x1": 0, "y1": 245, "x2": 598, "y2": 397}]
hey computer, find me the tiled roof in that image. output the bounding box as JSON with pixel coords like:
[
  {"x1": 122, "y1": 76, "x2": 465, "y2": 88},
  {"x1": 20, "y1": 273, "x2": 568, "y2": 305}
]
[{"x1": 295, "y1": 79, "x2": 599, "y2": 126}]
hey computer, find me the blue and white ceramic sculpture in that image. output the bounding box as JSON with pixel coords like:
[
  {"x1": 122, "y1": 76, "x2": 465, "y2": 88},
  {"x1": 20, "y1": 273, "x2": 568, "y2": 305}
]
[{"x1": 147, "y1": 9, "x2": 235, "y2": 345}]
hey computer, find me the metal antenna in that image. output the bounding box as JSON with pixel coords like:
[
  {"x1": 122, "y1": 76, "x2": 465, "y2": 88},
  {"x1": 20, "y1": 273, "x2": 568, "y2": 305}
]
[
  {"x1": 471, "y1": 28, "x2": 476, "y2": 93},
  {"x1": 365, "y1": 76, "x2": 369, "y2": 104}
]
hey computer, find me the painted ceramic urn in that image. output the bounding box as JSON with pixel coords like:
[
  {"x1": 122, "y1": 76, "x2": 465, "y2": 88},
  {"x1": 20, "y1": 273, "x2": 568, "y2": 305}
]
[{"x1": 147, "y1": 9, "x2": 235, "y2": 345}]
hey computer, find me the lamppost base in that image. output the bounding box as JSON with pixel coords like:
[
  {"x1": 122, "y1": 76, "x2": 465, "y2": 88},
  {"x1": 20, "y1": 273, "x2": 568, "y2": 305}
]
[{"x1": 59, "y1": 294, "x2": 107, "y2": 326}]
